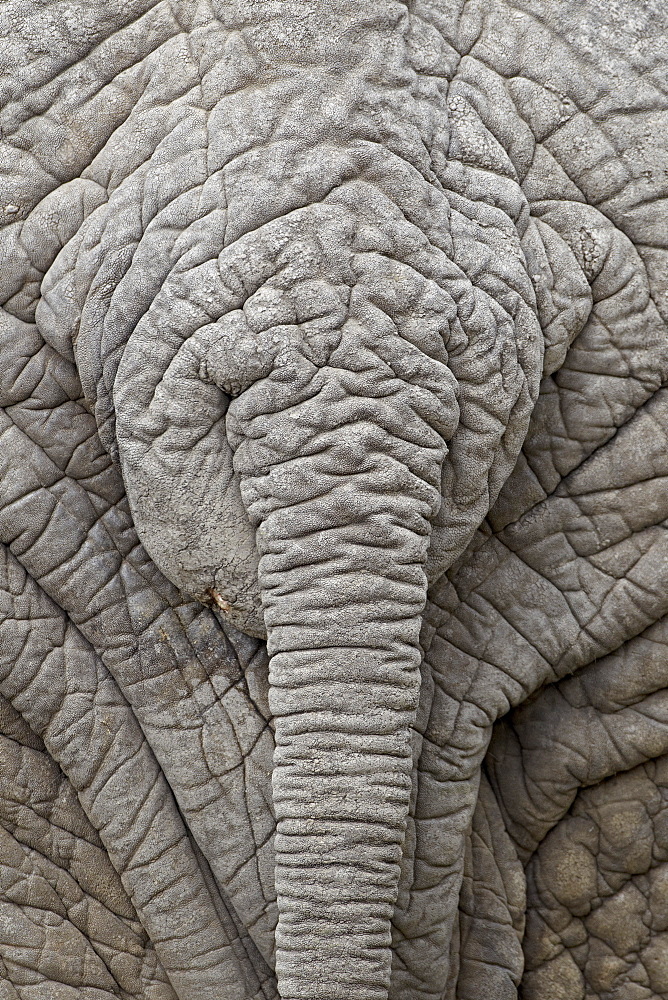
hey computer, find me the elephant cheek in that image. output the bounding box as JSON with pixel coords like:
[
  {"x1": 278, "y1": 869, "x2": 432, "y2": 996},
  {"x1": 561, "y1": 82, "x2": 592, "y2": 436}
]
[
  {"x1": 113, "y1": 344, "x2": 267, "y2": 638},
  {"x1": 227, "y1": 349, "x2": 452, "y2": 999}
]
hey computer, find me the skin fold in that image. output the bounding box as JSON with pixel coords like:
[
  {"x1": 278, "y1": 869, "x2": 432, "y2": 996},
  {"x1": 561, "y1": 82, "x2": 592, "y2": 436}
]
[{"x1": 0, "y1": 0, "x2": 667, "y2": 997}]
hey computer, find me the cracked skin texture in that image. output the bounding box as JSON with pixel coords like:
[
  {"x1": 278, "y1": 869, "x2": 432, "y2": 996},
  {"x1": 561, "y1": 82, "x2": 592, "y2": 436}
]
[{"x1": 1, "y1": 0, "x2": 668, "y2": 997}]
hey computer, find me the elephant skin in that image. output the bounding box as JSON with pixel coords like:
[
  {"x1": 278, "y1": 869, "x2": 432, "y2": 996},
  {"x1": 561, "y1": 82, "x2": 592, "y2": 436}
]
[{"x1": 1, "y1": 1, "x2": 668, "y2": 998}]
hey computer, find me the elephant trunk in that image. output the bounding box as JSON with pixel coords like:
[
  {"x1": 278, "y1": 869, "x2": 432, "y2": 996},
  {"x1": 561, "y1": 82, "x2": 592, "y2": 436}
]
[
  {"x1": 226, "y1": 310, "x2": 457, "y2": 998},
  {"x1": 114, "y1": 189, "x2": 461, "y2": 995},
  {"x1": 264, "y1": 464, "x2": 428, "y2": 999}
]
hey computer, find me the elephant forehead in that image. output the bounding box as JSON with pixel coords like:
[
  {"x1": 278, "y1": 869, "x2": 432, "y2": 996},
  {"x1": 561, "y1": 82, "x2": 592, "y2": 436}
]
[
  {"x1": 29, "y1": 57, "x2": 553, "y2": 609},
  {"x1": 36, "y1": 132, "x2": 539, "y2": 465},
  {"x1": 10, "y1": 1, "x2": 603, "y2": 658},
  {"x1": 27, "y1": 0, "x2": 537, "y2": 411}
]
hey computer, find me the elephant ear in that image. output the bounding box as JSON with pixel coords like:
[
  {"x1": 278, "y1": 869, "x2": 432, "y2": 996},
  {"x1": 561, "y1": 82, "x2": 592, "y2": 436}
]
[
  {"x1": 0, "y1": 309, "x2": 280, "y2": 992},
  {"x1": 389, "y1": 2, "x2": 668, "y2": 997},
  {"x1": 0, "y1": 692, "x2": 177, "y2": 999},
  {"x1": 0, "y1": 5, "x2": 284, "y2": 993},
  {"x1": 520, "y1": 757, "x2": 668, "y2": 998},
  {"x1": 480, "y1": 18, "x2": 668, "y2": 995}
]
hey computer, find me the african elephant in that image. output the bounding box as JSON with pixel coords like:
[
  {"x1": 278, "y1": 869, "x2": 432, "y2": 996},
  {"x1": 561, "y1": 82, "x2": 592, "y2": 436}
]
[{"x1": 1, "y1": 0, "x2": 667, "y2": 997}]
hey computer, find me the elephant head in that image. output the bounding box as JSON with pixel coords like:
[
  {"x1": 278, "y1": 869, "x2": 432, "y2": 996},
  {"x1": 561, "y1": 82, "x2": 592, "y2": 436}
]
[{"x1": 1, "y1": 1, "x2": 668, "y2": 999}]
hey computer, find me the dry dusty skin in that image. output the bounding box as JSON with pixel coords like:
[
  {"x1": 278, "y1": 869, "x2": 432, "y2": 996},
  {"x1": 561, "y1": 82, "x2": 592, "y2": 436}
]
[{"x1": 1, "y1": 1, "x2": 668, "y2": 998}]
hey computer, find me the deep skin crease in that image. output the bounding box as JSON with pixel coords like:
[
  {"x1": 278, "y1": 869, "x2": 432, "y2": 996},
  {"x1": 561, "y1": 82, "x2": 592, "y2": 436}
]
[{"x1": 1, "y1": 1, "x2": 668, "y2": 999}]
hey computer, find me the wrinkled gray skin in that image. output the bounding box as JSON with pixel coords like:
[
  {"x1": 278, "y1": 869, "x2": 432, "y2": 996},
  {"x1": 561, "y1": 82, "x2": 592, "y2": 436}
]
[{"x1": 1, "y1": 1, "x2": 668, "y2": 998}]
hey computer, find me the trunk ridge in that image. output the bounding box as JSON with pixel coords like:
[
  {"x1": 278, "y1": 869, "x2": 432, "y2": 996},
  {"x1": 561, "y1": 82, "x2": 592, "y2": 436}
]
[{"x1": 228, "y1": 318, "x2": 454, "y2": 996}]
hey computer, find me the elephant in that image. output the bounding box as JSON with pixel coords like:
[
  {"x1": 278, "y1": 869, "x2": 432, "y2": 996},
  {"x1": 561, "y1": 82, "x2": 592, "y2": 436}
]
[{"x1": 1, "y1": 0, "x2": 668, "y2": 997}]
